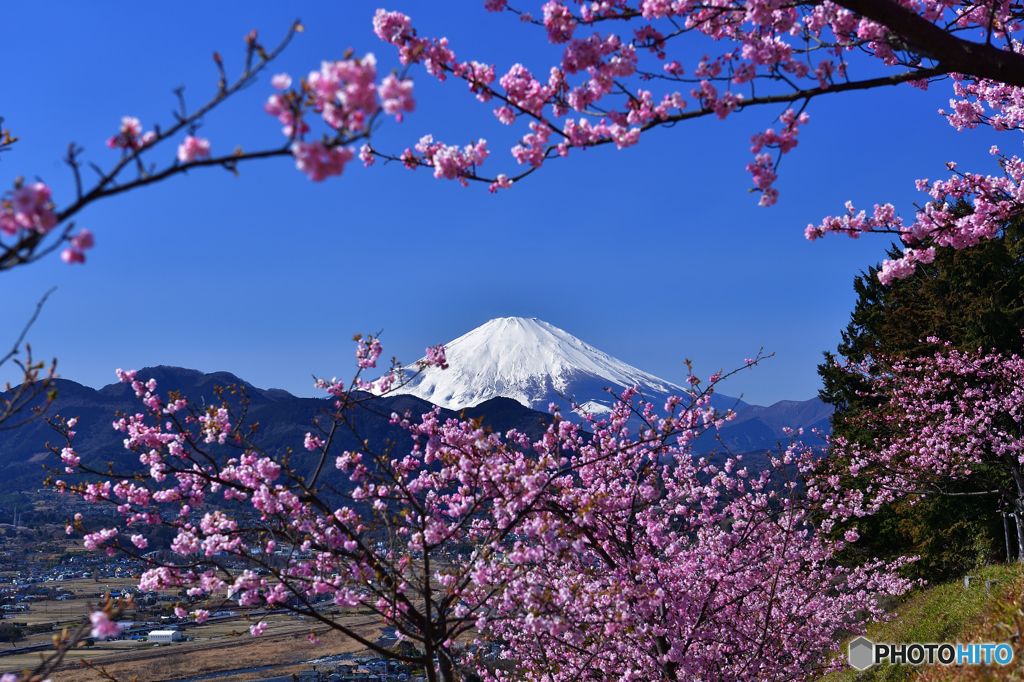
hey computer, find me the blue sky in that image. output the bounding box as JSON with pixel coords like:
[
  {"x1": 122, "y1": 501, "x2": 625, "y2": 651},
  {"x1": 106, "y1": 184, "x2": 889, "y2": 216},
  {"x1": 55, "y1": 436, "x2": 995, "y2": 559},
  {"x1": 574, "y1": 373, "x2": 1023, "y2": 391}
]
[{"x1": 0, "y1": 1, "x2": 1005, "y2": 407}]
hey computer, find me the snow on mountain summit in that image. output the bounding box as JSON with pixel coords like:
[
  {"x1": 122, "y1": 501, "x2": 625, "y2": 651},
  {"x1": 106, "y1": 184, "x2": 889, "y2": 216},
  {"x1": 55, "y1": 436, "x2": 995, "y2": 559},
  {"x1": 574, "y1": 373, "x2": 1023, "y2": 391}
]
[{"x1": 390, "y1": 317, "x2": 746, "y2": 416}]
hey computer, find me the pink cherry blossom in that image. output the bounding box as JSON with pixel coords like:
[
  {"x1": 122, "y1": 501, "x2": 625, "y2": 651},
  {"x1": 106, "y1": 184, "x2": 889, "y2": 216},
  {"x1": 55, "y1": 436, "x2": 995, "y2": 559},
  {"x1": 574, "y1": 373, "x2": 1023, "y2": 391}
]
[
  {"x1": 263, "y1": 49, "x2": 393, "y2": 145},
  {"x1": 378, "y1": 74, "x2": 415, "y2": 122},
  {"x1": 831, "y1": 342, "x2": 1024, "y2": 527},
  {"x1": 542, "y1": 2, "x2": 577, "y2": 43},
  {"x1": 488, "y1": 174, "x2": 513, "y2": 193},
  {"x1": 355, "y1": 336, "x2": 383, "y2": 369},
  {"x1": 60, "y1": 228, "x2": 95, "y2": 264},
  {"x1": 90, "y1": 610, "x2": 123, "y2": 640},
  {"x1": 61, "y1": 248, "x2": 84, "y2": 264},
  {"x1": 4, "y1": 182, "x2": 57, "y2": 236},
  {"x1": 106, "y1": 116, "x2": 154, "y2": 151},
  {"x1": 403, "y1": 135, "x2": 489, "y2": 185},
  {"x1": 70, "y1": 229, "x2": 94, "y2": 251},
  {"x1": 177, "y1": 135, "x2": 211, "y2": 163},
  {"x1": 291, "y1": 141, "x2": 354, "y2": 182},
  {"x1": 359, "y1": 144, "x2": 375, "y2": 167}
]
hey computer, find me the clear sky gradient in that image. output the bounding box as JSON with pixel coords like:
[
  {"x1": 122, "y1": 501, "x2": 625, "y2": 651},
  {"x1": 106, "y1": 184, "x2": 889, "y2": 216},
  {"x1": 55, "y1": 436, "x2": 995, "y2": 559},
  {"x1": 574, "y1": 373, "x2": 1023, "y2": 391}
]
[{"x1": 0, "y1": 1, "x2": 1004, "y2": 406}]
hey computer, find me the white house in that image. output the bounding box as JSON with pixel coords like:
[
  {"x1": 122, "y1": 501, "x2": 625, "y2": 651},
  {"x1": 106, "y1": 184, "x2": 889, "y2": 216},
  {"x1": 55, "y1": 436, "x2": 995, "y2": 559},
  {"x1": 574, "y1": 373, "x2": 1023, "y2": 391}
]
[{"x1": 147, "y1": 630, "x2": 182, "y2": 643}]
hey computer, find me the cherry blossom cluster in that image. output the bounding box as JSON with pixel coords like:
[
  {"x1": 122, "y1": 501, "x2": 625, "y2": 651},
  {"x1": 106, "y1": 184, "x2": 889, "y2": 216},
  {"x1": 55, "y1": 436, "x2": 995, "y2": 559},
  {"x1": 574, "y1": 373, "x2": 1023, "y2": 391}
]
[
  {"x1": 355, "y1": 335, "x2": 383, "y2": 369},
  {"x1": 748, "y1": 109, "x2": 810, "y2": 206},
  {"x1": 60, "y1": 229, "x2": 95, "y2": 264},
  {"x1": 310, "y1": 338, "x2": 447, "y2": 399},
  {"x1": 1, "y1": 182, "x2": 57, "y2": 236},
  {"x1": 177, "y1": 135, "x2": 211, "y2": 163},
  {"x1": 263, "y1": 51, "x2": 415, "y2": 181},
  {"x1": 106, "y1": 115, "x2": 214, "y2": 168},
  {"x1": 400, "y1": 135, "x2": 490, "y2": 185},
  {"x1": 291, "y1": 141, "x2": 355, "y2": 182},
  {"x1": 106, "y1": 116, "x2": 156, "y2": 152},
  {"x1": 0, "y1": 180, "x2": 96, "y2": 264},
  {"x1": 805, "y1": 151, "x2": 1024, "y2": 283},
  {"x1": 480, "y1": 390, "x2": 914, "y2": 681},
  {"x1": 49, "y1": 337, "x2": 914, "y2": 682},
  {"x1": 830, "y1": 339, "x2": 1024, "y2": 515}
]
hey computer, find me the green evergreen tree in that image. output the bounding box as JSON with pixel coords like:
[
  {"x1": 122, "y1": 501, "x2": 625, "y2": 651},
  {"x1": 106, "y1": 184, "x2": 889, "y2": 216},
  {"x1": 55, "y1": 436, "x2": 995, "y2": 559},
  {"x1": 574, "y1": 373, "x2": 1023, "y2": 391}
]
[{"x1": 819, "y1": 216, "x2": 1024, "y2": 581}]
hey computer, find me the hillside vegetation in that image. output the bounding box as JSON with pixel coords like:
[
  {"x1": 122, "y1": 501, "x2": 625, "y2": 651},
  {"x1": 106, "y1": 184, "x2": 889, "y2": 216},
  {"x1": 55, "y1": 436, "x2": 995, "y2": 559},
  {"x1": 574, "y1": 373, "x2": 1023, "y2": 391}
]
[{"x1": 831, "y1": 563, "x2": 1024, "y2": 681}]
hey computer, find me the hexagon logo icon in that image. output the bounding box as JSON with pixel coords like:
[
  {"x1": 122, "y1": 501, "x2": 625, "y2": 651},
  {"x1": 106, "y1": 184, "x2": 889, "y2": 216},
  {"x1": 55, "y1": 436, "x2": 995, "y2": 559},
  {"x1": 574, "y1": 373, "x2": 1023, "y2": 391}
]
[{"x1": 848, "y1": 636, "x2": 875, "y2": 670}]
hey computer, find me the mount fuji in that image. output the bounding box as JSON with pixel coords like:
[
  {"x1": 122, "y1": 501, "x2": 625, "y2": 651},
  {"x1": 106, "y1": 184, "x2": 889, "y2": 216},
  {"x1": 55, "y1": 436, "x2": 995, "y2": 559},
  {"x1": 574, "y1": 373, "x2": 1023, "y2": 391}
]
[{"x1": 389, "y1": 317, "x2": 750, "y2": 418}]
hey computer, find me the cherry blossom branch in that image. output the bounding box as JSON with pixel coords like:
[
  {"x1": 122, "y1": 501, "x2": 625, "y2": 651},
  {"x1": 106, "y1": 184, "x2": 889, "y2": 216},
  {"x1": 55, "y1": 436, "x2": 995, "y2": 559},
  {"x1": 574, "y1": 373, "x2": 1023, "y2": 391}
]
[
  {"x1": 2, "y1": 19, "x2": 415, "y2": 271},
  {"x1": 363, "y1": 3, "x2": 1024, "y2": 281},
  {"x1": 1, "y1": 25, "x2": 301, "y2": 270}
]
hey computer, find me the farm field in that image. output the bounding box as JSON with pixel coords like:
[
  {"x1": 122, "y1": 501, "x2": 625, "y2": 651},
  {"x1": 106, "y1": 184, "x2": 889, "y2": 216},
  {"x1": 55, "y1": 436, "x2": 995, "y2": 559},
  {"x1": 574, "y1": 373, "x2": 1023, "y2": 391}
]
[
  {"x1": 38, "y1": 618, "x2": 384, "y2": 682},
  {"x1": 1, "y1": 573, "x2": 388, "y2": 682}
]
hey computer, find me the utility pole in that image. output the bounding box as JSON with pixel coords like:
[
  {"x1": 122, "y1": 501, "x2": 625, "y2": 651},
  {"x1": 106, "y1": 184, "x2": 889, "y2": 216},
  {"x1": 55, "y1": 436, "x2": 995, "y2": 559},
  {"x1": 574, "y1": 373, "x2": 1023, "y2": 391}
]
[
  {"x1": 1004, "y1": 512, "x2": 1014, "y2": 562},
  {"x1": 1015, "y1": 510, "x2": 1024, "y2": 563}
]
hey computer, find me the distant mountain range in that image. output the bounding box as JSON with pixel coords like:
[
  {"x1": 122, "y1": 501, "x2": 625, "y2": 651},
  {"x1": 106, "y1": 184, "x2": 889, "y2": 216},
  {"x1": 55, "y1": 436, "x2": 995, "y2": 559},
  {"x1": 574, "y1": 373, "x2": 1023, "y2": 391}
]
[
  {"x1": 0, "y1": 369, "x2": 556, "y2": 498},
  {"x1": 0, "y1": 318, "x2": 832, "y2": 495}
]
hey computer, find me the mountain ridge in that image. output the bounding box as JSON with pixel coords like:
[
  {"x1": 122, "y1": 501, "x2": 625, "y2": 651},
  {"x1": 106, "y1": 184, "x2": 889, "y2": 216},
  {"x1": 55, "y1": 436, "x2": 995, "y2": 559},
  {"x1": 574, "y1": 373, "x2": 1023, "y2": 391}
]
[{"x1": 0, "y1": 320, "x2": 833, "y2": 495}]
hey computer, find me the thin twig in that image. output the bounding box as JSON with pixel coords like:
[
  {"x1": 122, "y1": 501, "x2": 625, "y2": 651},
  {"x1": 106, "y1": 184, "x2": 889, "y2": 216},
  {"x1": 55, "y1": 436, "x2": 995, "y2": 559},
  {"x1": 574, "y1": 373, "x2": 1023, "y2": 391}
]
[{"x1": 0, "y1": 286, "x2": 55, "y2": 369}]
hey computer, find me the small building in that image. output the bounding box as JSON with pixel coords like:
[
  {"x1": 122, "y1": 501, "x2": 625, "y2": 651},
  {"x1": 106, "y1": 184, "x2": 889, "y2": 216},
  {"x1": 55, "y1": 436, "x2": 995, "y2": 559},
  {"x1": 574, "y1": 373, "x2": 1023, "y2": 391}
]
[{"x1": 147, "y1": 630, "x2": 182, "y2": 643}]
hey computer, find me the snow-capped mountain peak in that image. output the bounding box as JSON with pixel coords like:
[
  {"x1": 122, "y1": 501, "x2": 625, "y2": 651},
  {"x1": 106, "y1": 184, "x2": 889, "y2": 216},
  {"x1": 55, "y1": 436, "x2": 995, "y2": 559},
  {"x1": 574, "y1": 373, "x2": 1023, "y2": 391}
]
[{"x1": 390, "y1": 317, "x2": 745, "y2": 415}]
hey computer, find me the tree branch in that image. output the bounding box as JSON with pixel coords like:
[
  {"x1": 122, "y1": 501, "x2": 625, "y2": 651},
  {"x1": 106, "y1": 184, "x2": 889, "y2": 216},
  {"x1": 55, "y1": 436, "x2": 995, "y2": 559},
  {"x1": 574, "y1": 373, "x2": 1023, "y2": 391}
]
[
  {"x1": 832, "y1": 0, "x2": 1024, "y2": 86},
  {"x1": 0, "y1": 286, "x2": 54, "y2": 369}
]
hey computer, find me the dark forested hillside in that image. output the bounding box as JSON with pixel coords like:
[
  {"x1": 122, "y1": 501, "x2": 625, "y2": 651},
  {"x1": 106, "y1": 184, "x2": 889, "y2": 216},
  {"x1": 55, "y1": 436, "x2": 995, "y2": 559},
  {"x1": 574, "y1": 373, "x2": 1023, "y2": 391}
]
[{"x1": 0, "y1": 366, "x2": 830, "y2": 495}]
